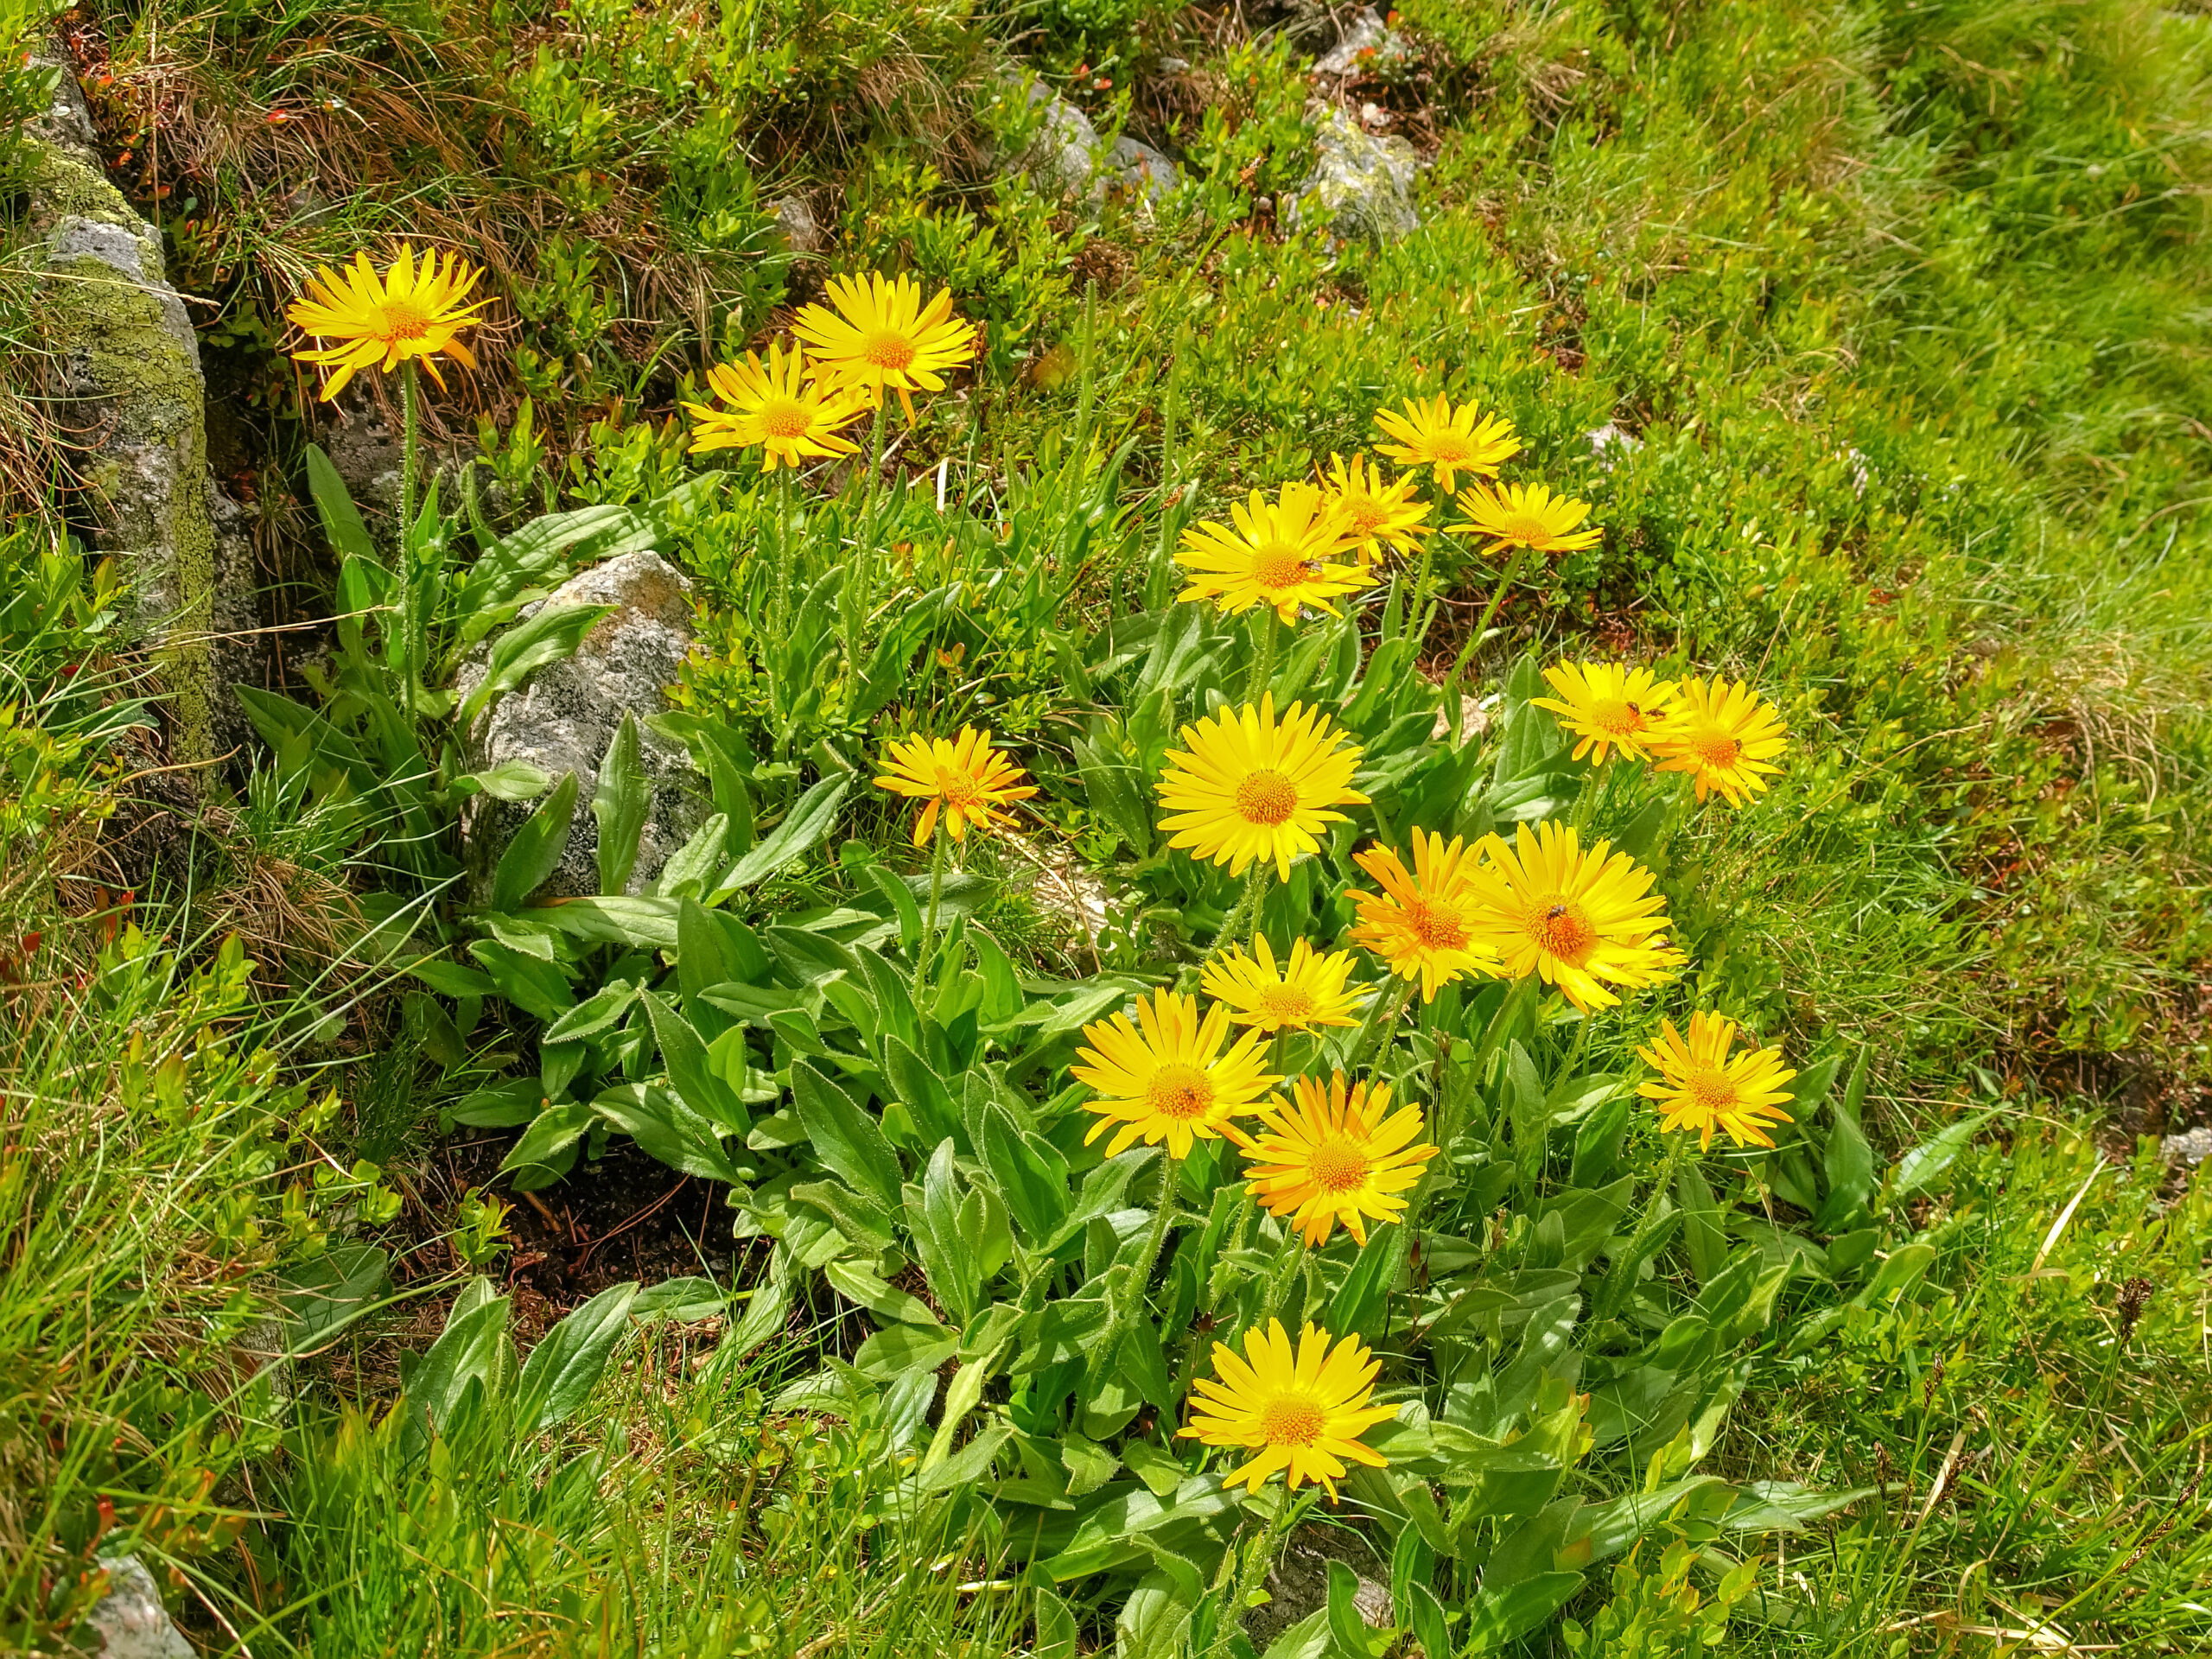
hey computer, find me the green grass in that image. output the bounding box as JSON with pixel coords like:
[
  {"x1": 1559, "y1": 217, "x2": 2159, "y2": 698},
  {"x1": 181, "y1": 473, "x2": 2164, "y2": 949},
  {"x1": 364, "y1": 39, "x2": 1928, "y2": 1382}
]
[{"x1": 4, "y1": 0, "x2": 2211, "y2": 1653}]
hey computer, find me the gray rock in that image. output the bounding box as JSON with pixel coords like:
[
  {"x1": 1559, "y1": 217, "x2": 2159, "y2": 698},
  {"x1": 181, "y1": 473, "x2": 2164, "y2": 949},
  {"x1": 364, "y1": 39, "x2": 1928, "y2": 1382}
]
[
  {"x1": 81, "y1": 1555, "x2": 194, "y2": 1659},
  {"x1": 1587, "y1": 422, "x2": 1643, "y2": 471},
  {"x1": 2163, "y1": 1126, "x2": 2212, "y2": 1167},
  {"x1": 23, "y1": 39, "x2": 219, "y2": 761},
  {"x1": 1314, "y1": 6, "x2": 1417, "y2": 77},
  {"x1": 1014, "y1": 79, "x2": 1181, "y2": 213},
  {"x1": 1243, "y1": 1529, "x2": 1393, "y2": 1652},
  {"x1": 1287, "y1": 105, "x2": 1421, "y2": 243},
  {"x1": 320, "y1": 389, "x2": 404, "y2": 527},
  {"x1": 768, "y1": 194, "x2": 827, "y2": 255},
  {"x1": 461, "y1": 551, "x2": 706, "y2": 902}
]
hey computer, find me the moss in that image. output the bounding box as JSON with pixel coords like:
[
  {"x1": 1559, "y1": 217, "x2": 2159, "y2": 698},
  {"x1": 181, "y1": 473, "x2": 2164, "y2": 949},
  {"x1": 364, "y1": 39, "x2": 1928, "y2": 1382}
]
[{"x1": 29, "y1": 136, "x2": 216, "y2": 766}]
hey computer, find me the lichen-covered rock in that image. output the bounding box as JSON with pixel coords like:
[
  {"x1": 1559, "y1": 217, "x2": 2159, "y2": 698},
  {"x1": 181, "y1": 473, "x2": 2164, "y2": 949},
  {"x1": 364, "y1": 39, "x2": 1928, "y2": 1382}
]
[
  {"x1": 24, "y1": 35, "x2": 217, "y2": 763},
  {"x1": 461, "y1": 551, "x2": 706, "y2": 902},
  {"x1": 768, "y1": 193, "x2": 827, "y2": 255},
  {"x1": 80, "y1": 1555, "x2": 194, "y2": 1659},
  {"x1": 1314, "y1": 6, "x2": 1417, "y2": 77},
  {"x1": 1288, "y1": 105, "x2": 1421, "y2": 243},
  {"x1": 1012, "y1": 79, "x2": 1182, "y2": 213}
]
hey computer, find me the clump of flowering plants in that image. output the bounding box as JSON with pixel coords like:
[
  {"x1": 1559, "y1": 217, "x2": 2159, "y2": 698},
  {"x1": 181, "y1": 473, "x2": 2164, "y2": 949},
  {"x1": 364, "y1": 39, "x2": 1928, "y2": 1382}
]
[{"x1": 374, "y1": 293, "x2": 1883, "y2": 1656}]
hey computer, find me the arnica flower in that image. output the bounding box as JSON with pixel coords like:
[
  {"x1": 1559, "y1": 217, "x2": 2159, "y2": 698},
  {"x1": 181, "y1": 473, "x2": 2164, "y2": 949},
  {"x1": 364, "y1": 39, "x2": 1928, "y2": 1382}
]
[
  {"x1": 791, "y1": 271, "x2": 977, "y2": 422},
  {"x1": 1373, "y1": 392, "x2": 1521, "y2": 493},
  {"x1": 1637, "y1": 1011, "x2": 1797, "y2": 1150},
  {"x1": 1180, "y1": 1319, "x2": 1397, "y2": 1497},
  {"x1": 682, "y1": 343, "x2": 869, "y2": 470},
  {"x1": 872, "y1": 727, "x2": 1038, "y2": 847},
  {"x1": 1463, "y1": 821, "x2": 1679, "y2": 1013},
  {"x1": 1176, "y1": 481, "x2": 1371, "y2": 623},
  {"x1": 1321, "y1": 453, "x2": 1432, "y2": 567},
  {"x1": 1346, "y1": 830, "x2": 1500, "y2": 1002},
  {"x1": 1454, "y1": 480, "x2": 1603, "y2": 555},
  {"x1": 1649, "y1": 675, "x2": 1789, "y2": 806},
  {"x1": 1156, "y1": 696, "x2": 1369, "y2": 881},
  {"x1": 1072, "y1": 989, "x2": 1281, "y2": 1159},
  {"x1": 1531, "y1": 662, "x2": 1681, "y2": 765},
  {"x1": 285, "y1": 243, "x2": 492, "y2": 401},
  {"x1": 1232, "y1": 1071, "x2": 1438, "y2": 1247},
  {"x1": 1201, "y1": 937, "x2": 1366, "y2": 1034}
]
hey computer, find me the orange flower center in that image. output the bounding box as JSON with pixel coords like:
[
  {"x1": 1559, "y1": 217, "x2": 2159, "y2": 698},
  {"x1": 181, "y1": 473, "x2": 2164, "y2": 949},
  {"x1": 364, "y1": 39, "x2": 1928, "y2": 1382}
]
[
  {"x1": 1306, "y1": 1135, "x2": 1371, "y2": 1193},
  {"x1": 759, "y1": 397, "x2": 813, "y2": 440},
  {"x1": 1686, "y1": 1066, "x2": 1738, "y2": 1115},
  {"x1": 1256, "y1": 985, "x2": 1315, "y2": 1025},
  {"x1": 1344, "y1": 497, "x2": 1388, "y2": 535},
  {"x1": 936, "y1": 769, "x2": 983, "y2": 810},
  {"x1": 1259, "y1": 1394, "x2": 1326, "y2": 1447},
  {"x1": 1235, "y1": 769, "x2": 1300, "y2": 826},
  {"x1": 1529, "y1": 901, "x2": 1596, "y2": 964},
  {"x1": 1250, "y1": 542, "x2": 1316, "y2": 591},
  {"x1": 1497, "y1": 512, "x2": 1554, "y2": 545},
  {"x1": 376, "y1": 299, "x2": 432, "y2": 342},
  {"x1": 1422, "y1": 433, "x2": 1471, "y2": 463},
  {"x1": 1146, "y1": 1063, "x2": 1216, "y2": 1121},
  {"x1": 861, "y1": 328, "x2": 918, "y2": 372},
  {"x1": 1406, "y1": 899, "x2": 1467, "y2": 953},
  {"x1": 1590, "y1": 697, "x2": 1646, "y2": 736},
  {"x1": 1692, "y1": 731, "x2": 1742, "y2": 768}
]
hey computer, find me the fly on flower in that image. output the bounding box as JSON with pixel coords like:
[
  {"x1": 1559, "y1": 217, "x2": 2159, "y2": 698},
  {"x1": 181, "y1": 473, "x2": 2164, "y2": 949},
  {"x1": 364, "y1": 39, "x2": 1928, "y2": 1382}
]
[{"x1": 1531, "y1": 662, "x2": 1681, "y2": 764}]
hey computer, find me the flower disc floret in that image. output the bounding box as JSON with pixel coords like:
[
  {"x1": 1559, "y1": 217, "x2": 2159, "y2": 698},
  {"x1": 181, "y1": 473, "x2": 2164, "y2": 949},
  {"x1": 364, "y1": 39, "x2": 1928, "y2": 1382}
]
[
  {"x1": 1176, "y1": 481, "x2": 1372, "y2": 623},
  {"x1": 1372, "y1": 393, "x2": 1521, "y2": 493},
  {"x1": 1347, "y1": 830, "x2": 1500, "y2": 1001},
  {"x1": 873, "y1": 727, "x2": 1038, "y2": 846},
  {"x1": 1531, "y1": 662, "x2": 1681, "y2": 764},
  {"x1": 792, "y1": 271, "x2": 977, "y2": 422},
  {"x1": 1201, "y1": 937, "x2": 1367, "y2": 1034},
  {"x1": 1649, "y1": 675, "x2": 1789, "y2": 805}
]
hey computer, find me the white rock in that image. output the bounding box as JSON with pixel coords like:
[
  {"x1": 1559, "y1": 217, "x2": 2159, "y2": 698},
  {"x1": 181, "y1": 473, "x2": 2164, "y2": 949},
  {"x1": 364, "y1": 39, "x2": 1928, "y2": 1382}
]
[
  {"x1": 82, "y1": 1556, "x2": 194, "y2": 1659},
  {"x1": 1314, "y1": 7, "x2": 1415, "y2": 77},
  {"x1": 2163, "y1": 1126, "x2": 2212, "y2": 1167},
  {"x1": 461, "y1": 551, "x2": 707, "y2": 901},
  {"x1": 1287, "y1": 105, "x2": 1420, "y2": 242}
]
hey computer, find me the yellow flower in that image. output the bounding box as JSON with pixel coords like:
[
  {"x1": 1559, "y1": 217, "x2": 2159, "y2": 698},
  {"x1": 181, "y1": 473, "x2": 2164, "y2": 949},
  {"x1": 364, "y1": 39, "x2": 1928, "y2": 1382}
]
[
  {"x1": 1463, "y1": 821, "x2": 1679, "y2": 1013},
  {"x1": 682, "y1": 343, "x2": 869, "y2": 470},
  {"x1": 1321, "y1": 453, "x2": 1432, "y2": 566},
  {"x1": 1453, "y1": 480, "x2": 1603, "y2": 555},
  {"x1": 1072, "y1": 989, "x2": 1282, "y2": 1159},
  {"x1": 872, "y1": 727, "x2": 1039, "y2": 847},
  {"x1": 1637, "y1": 1011, "x2": 1797, "y2": 1150},
  {"x1": 1156, "y1": 696, "x2": 1369, "y2": 880},
  {"x1": 1201, "y1": 937, "x2": 1367, "y2": 1034},
  {"x1": 1373, "y1": 392, "x2": 1521, "y2": 493},
  {"x1": 791, "y1": 271, "x2": 977, "y2": 422},
  {"x1": 1176, "y1": 481, "x2": 1371, "y2": 623},
  {"x1": 285, "y1": 243, "x2": 492, "y2": 402},
  {"x1": 1649, "y1": 676, "x2": 1789, "y2": 806},
  {"x1": 1179, "y1": 1319, "x2": 1398, "y2": 1497},
  {"x1": 1346, "y1": 830, "x2": 1500, "y2": 1002},
  {"x1": 1232, "y1": 1071, "x2": 1438, "y2": 1246},
  {"x1": 1530, "y1": 662, "x2": 1681, "y2": 765}
]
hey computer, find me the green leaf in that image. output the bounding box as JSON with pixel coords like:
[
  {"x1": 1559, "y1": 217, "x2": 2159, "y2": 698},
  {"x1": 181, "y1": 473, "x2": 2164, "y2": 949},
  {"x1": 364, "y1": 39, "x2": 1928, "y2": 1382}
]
[
  {"x1": 715, "y1": 773, "x2": 849, "y2": 893},
  {"x1": 643, "y1": 989, "x2": 748, "y2": 1136},
  {"x1": 1854, "y1": 1241, "x2": 1937, "y2": 1306},
  {"x1": 459, "y1": 604, "x2": 615, "y2": 727},
  {"x1": 451, "y1": 759, "x2": 556, "y2": 802},
  {"x1": 401, "y1": 1279, "x2": 510, "y2": 1459},
  {"x1": 304, "y1": 443, "x2": 378, "y2": 565},
  {"x1": 868, "y1": 862, "x2": 925, "y2": 953},
  {"x1": 592, "y1": 711, "x2": 648, "y2": 895},
  {"x1": 516, "y1": 1281, "x2": 638, "y2": 1433},
  {"x1": 406, "y1": 958, "x2": 498, "y2": 999},
  {"x1": 1676, "y1": 1161, "x2": 1727, "y2": 1287},
  {"x1": 499, "y1": 1101, "x2": 594, "y2": 1182},
  {"x1": 906, "y1": 1141, "x2": 982, "y2": 1325},
  {"x1": 979, "y1": 1103, "x2": 1070, "y2": 1243},
  {"x1": 1329, "y1": 1224, "x2": 1402, "y2": 1339},
  {"x1": 1325, "y1": 1561, "x2": 1373, "y2": 1658},
  {"x1": 467, "y1": 941, "x2": 576, "y2": 1022},
  {"x1": 678, "y1": 900, "x2": 770, "y2": 998},
  {"x1": 652, "y1": 812, "x2": 731, "y2": 902},
  {"x1": 542, "y1": 980, "x2": 638, "y2": 1044},
  {"x1": 631, "y1": 1276, "x2": 728, "y2": 1320},
  {"x1": 1404, "y1": 1584, "x2": 1449, "y2": 1659},
  {"x1": 492, "y1": 772, "x2": 578, "y2": 911},
  {"x1": 1459, "y1": 1572, "x2": 1581, "y2": 1651},
  {"x1": 526, "y1": 896, "x2": 681, "y2": 950},
  {"x1": 1034, "y1": 1587, "x2": 1078, "y2": 1659},
  {"x1": 824, "y1": 1258, "x2": 943, "y2": 1326},
  {"x1": 1889, "y1": 1110, "x2": 1994, "y2": 1199},
  {"x1": 791, "y1": 1059, "x2": 903, "y2": 1209},
  {"x1": 276, "y1": 1244, "x2": 390, "y2": 1356},
  {"x1": 592, "y1": 1084, "x2": 747, "y2": 1183}
]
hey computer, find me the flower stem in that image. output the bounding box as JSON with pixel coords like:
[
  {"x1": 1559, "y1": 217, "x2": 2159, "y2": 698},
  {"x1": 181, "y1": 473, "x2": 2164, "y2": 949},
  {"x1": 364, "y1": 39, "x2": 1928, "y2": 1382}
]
[
  {"x1": 1350, "y1": 976, "x2": 1416, "y2": 1072},
  {"x1": 1597, "y1": 1136, "x2": 1689, "y2": 1322},
  {"x1": 1087, "y1": 1151, "x2": 1183, "y2": 1395},
  {"x1": 1445, "y1": 542, "x2": 1529, "y2": 746},
  {"x1": 1209, "y1": 865, "x2": 1271, "y2": 963},
  {"x1": 845, "y1": 401, "x2": 888, "y2": 700},
  {"x1": 1259, "y1": 1229, "x2": 1306, "y2": 1325},
  {"x1": 398, "y1": 359, "x2": 420, "y2": 723},
  {"x1": 913, "y1": 830, "x2": 948, "y2": 1003},
  {"x1": 1247, "y1": 607, "x2": 1279, "y2": 702},
  {"x1": 1216, "y1": 1487, "x2": 1319, "y2": 1655}
]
